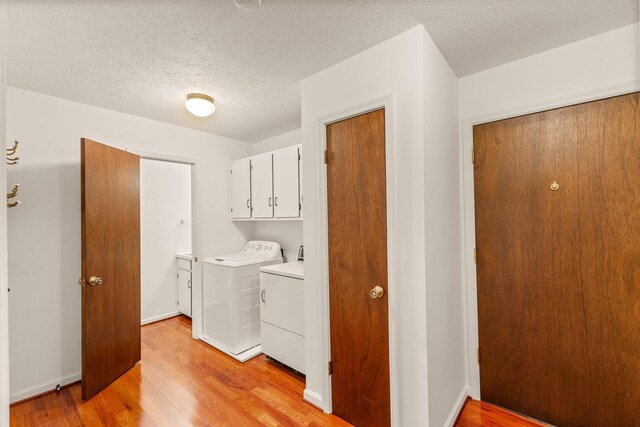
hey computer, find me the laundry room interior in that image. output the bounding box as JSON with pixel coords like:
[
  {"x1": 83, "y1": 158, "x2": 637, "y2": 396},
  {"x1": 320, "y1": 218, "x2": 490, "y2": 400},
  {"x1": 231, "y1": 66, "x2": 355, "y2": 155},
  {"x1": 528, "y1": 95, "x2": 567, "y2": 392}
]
[{"x1": 0, "y1": 1, "x2": 639, "y2": 427}]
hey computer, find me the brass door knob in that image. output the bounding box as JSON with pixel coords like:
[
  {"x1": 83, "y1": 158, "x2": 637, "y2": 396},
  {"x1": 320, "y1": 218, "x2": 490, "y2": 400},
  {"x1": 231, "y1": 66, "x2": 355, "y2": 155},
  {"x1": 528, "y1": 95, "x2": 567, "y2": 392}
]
[
  {"x1": 88, "y1": 276, "x2": 104, "y2": 286},
  {"x1": 369, "y1": 286, "x2": 384, "y2": 299}
]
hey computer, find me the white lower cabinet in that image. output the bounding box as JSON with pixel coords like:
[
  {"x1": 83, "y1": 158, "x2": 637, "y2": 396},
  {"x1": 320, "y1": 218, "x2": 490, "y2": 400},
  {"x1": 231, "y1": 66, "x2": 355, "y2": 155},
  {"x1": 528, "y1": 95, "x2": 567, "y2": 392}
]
[
  {"x1": 177, "y1": 257, "x2": 192, "y2": 317},
  {"x1": 259, "y1": 262, "x2": 305, "y2": 373},
  {"x1": 261, "y1": 322, "x2": 305, "y2": 373}
]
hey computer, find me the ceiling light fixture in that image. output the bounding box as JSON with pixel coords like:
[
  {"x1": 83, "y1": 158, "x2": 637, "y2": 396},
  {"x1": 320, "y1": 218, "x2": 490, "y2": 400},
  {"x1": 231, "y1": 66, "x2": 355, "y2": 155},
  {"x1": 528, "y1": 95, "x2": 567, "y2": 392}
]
[
  {"x1": 234, "y1": 0, "x2": 261, "y2": 11},
  {"x1": 185, "y1": 93, "x2": 216, "y2": 117}
]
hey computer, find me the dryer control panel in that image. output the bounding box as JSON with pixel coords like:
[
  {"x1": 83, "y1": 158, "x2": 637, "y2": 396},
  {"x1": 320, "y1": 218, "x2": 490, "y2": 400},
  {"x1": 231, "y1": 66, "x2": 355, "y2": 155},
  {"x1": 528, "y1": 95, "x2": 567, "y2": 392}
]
[{"x1": 241, "y1": 240, "x2": 281, "y2": 259}]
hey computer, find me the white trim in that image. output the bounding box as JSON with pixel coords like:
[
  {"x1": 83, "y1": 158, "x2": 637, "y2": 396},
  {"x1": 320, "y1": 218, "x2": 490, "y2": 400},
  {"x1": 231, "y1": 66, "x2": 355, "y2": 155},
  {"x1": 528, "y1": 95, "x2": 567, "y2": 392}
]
[
  {"x1": 126, "y1": 146, "x2": 202, "y2": 340},
  {"x1": 316, "y1": 96, "x2": 399, "y2": 426},
  {"x1": 125, "y1": 147, "x2": 198, "y2": 165},
  {"x1": 303, "y1": 388, "x2": 323, "y2": 409},
  {"x1": 231, "y1": 217, "x2": 302, "y2": 222},
  {"x1": 444, "y1": 387, "x2": 469, "y2": 427},
  {"x1": 462, "y1": 80, "x2": 640, "y2": 398},
  {"x1": 141, "y1": 311, "x2": 181, "y2": 326},
  {"x1": 9, "y1": 372, "x2": 81, "y2": 405},
  {"x1": 0, "y1": 1, "x2": 8, "y2": 425}
]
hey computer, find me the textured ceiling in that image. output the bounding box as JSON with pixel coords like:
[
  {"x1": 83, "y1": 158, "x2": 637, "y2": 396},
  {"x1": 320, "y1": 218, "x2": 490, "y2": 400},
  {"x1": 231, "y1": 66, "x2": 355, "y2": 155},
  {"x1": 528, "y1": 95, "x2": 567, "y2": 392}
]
[{"x1": 7, "y1": 0, "x2": 639, "y2": 142}]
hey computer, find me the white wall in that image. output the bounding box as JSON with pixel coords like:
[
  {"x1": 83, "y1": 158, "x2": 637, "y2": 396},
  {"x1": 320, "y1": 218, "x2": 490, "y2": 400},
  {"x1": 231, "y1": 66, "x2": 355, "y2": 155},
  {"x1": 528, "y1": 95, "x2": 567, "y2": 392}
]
[
  {"x1": 460, "y1": 23, "x2": 640, "y2": 119},
  {"x1": 140, "y1": 159, "x2": 192, "y2": 324},
  {"x1": 0, "y1": 0, "x2": 9, "y2": 424},
  {"x1": 251, "y1": 128, "x2": 303, "y2": 263},
  {"x1": 302, "y1": 25, "x2": 464, "y2": 426},
  {"x1": 252, "y1": 128, "x2": 301, "y2": 154},
  {"x1": 6, "y1": 87, "x2": 253, "y2": 402},
  {"x1": 422, "y1": 30, "x2": 467, "y2": 427},
  {"x1": 459, "y1": 23, "x2": 640, "y2": 398}
]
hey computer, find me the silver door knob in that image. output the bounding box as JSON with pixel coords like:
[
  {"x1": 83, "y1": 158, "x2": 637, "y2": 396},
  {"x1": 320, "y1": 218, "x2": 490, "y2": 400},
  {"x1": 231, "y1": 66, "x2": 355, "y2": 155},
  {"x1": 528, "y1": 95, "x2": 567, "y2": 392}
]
[
  {"x1": 369, "y1": 286, "x2": 384, "y2": 299},
  {"x1": 88, "y1": 276, "x2": 104, "y2": 286}
]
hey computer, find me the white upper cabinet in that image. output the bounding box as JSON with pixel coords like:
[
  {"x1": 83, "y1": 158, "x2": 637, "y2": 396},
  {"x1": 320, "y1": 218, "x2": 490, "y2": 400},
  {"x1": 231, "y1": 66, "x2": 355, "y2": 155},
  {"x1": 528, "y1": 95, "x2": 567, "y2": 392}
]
[
  {"x1": 251, "y1": 153, "x2": 274, "y2": 218},
  {"x1": 230, "y1": 144, "x2": 302, "y2": 220},
  {"x1": 299, "y1": 147, "x2": 303, "y2": 217},
  {"x1": 230, "y1": 158, "x2": 251, "y2": 219},
  {"x1": 273, "y1": 145, "x2": 300, "y2": 218}
]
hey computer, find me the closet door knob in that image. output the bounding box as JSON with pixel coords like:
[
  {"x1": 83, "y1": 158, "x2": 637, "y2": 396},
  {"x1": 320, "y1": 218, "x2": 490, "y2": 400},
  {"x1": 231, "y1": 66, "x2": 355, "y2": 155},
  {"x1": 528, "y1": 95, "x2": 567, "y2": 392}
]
[
  {"x1": 274, "y1": 197, "x2": 278, "y2": 207},
  {"x1": 369, "y1": 286, "x2": 384, "y2": 299},
  {"x1": 246, "y1": 199, "x2": 250, "y2": 208},
  {"x1": 268, "y1": 197, "x2": 272, "y2": 207},
  {"x1": 88, "y1": 276, "x2": 104, "y2": 286}
]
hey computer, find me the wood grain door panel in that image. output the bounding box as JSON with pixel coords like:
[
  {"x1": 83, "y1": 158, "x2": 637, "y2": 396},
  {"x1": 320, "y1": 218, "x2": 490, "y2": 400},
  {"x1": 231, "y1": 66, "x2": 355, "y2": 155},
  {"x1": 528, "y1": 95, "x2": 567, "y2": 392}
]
[
  {"x1": 81, "y1": 138, "x2": 141, "y2": 400},
  {"x1": 474, "y1": 93, "x2": 640, "y2": 426},
  {"x1": 327, "y1": 109, "x2": 391, "y2": 427},
  {"x1": 576, "y1": 94, "x2": 640, "y2": 424}
]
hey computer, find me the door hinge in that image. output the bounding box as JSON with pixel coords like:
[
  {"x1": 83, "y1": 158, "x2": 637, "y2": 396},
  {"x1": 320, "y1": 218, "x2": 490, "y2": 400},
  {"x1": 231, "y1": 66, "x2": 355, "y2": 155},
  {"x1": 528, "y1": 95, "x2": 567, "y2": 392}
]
[
  {"x1": 231, "y1": 208, "x2": 233, "y2": 213},
  {"x1": 477, "y1": 348, "x2": 481, "y2": 364},
  {"x1": 328, "y1": 360, "x2": 333, "y2": 375},
  {"x1": 298, "y1": 152, "x2": 301, "y2": 161},
  {"x1": 474, "y1": 247, "x2": 477, "y2": 263},
  {"x1": 299, "y1": 203, "x2": 302, "y2": 211},
  {"x1": 324, "y1": 150, "x2": 328, "y2": 164},
  {"x1": 472, "y1": 146, "x2": 475, "y2": 164}
]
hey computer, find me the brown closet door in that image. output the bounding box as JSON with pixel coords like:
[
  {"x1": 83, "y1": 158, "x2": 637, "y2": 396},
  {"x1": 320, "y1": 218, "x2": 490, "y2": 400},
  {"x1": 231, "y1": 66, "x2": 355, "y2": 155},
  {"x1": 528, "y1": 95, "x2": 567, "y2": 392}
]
[
  {"x1": 327, "y1": 109, "x2": 391, "y2": 427},
  {"x1": 474, "y1": 92, "x2": 640, "y2": 426}
]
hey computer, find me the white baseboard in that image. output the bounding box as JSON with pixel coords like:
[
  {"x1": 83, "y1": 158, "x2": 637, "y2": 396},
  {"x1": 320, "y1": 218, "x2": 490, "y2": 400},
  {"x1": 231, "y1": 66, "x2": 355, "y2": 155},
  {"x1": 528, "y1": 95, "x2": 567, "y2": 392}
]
[
  {"x1": 141, "y1": 311, "x2": 180, "y2": 326},
  {"x1": 444, "y1": 386, "x2": 469, "y2": 427},
  {"x1": 303, "y1": 388, "x2": 323, "y2": 410},
  {"x1": 10, "y1": 372, "x2": 81, "y2": 404}
]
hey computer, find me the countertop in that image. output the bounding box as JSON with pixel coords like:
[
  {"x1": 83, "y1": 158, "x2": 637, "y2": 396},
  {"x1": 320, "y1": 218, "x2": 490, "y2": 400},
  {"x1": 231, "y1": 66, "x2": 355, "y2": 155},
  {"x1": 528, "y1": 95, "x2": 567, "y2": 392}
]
[{"x1": 260, "y1": 261, "x2": 304, "y2": 280}]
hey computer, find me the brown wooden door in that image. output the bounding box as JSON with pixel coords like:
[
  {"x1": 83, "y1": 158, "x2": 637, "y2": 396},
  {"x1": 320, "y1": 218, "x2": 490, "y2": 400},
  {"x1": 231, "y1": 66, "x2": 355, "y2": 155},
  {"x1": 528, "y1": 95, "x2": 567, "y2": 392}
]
[
  {"x1": 474, "y1": 92, "x2": 640, "y2": 426},
  {"x1": 81, "y1": 138, "x2": 141, "y2": 400},
  {"x1": 327, "y1": 109, "x2": 391, "y2": 427}
]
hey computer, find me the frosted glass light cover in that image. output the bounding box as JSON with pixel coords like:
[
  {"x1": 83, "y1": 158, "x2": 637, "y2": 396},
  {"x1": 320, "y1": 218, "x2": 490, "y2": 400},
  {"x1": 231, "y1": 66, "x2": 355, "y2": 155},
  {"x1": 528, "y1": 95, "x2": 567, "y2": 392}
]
[{"x1": 185, "y1": 93, "x2": 215, "y2": 117}]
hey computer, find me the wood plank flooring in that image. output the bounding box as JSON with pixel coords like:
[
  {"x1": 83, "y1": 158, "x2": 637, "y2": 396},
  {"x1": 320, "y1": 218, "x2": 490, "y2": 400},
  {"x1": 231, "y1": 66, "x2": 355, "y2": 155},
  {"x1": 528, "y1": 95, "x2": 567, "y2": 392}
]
[
  {"x1": 456, "y1": 399, "x2": 547, "y2": 427},
  {"x1": 10, "y1": 316, "x2": 352, "y2": 426}
]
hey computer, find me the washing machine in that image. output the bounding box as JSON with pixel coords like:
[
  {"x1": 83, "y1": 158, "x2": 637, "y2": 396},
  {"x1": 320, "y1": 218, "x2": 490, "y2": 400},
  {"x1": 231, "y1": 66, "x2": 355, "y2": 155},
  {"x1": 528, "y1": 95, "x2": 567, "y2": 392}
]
[{"x1": 201, "y1": 240, "x2": 282, "y2": 362}]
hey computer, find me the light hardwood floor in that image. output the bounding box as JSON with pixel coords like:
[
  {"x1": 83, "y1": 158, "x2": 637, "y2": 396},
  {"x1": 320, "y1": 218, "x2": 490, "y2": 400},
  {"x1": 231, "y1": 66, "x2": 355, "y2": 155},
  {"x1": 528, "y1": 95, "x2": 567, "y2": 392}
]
[
  {"x1": 10, "y1": 316, "x2": 351, "y2": 426},
  {"x1": 10, "y1": 315, "x2": 548, "y2": 426},
  {"x1": 456, "y1": 399, "x2": 546, "y2": 427}
]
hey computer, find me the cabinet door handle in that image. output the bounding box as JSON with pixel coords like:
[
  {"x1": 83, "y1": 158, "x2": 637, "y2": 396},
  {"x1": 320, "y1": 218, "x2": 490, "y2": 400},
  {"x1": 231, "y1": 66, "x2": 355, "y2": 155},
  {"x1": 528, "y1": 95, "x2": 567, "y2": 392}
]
[
  {"x1": 187, "y1": 281, "x2": 191, "y2": 289},
  {"x1": 274, "y1": 197, "x2": 278, "y2": 207},
  {"x1": 268, "y1": 197, "x2": 272, "y2": 207},
  {"x1": 261, "y1": 289, "x2": 266, "y2": 303},
  {"x1": 246, "y1": 199, "x2": 250, "y2": 208}
]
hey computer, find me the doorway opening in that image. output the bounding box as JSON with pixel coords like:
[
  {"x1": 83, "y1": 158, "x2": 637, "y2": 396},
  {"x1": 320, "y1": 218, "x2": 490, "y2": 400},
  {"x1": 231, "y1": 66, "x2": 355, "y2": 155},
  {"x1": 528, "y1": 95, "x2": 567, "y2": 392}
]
[{"x1": 140, "y1": 158, "x2": 194, "y2": 329}]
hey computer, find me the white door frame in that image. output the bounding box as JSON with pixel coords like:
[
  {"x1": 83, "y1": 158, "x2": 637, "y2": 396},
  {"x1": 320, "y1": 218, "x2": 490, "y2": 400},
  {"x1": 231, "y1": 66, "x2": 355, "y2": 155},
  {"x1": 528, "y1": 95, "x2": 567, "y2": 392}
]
[
  {"x1": 125, "y1": 148, "x2": 202, "y2": 339},
  {"x1": 316, "y1": 96, "x2": 400, "y2": 426},
  {"x1": 0, "y1": 1, "x2": 8, "y2": 424},
  {"x1": 461, "y1": 81, "x2": 640, "y2": 398}
]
